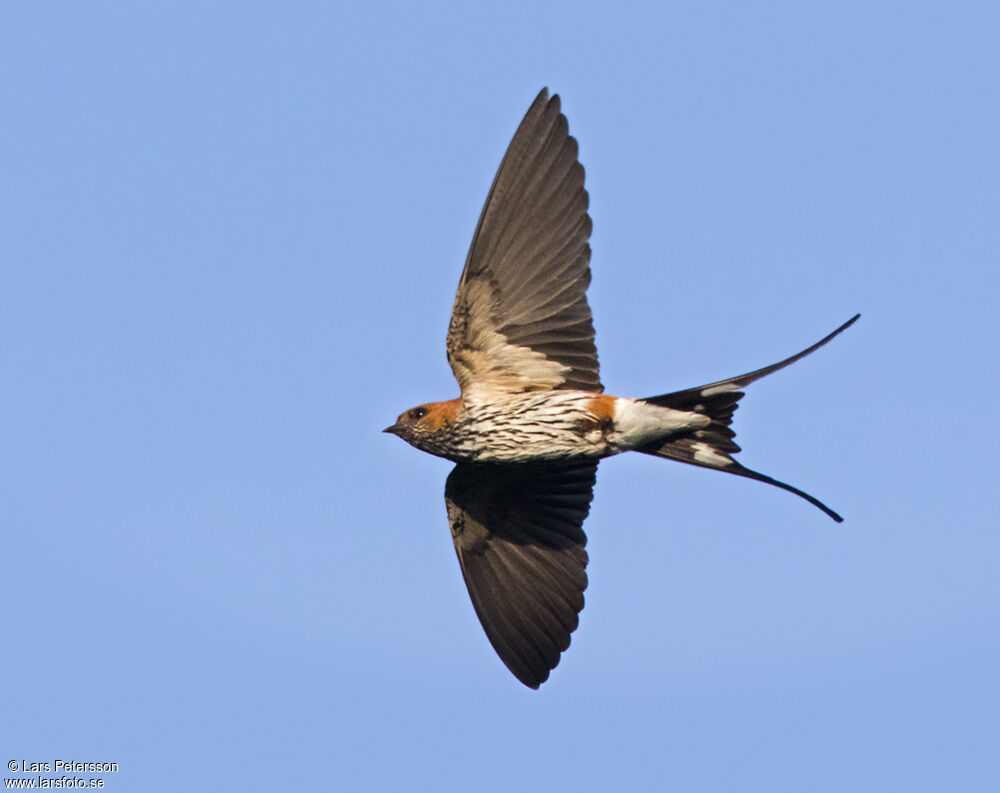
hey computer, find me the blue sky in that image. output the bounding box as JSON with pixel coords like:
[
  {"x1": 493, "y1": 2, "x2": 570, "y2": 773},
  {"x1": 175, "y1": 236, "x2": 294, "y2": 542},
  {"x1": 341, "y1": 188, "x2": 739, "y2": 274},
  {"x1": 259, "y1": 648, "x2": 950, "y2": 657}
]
[{"x1": 2, "y1": 2, "x2": 997, "y2": 790}]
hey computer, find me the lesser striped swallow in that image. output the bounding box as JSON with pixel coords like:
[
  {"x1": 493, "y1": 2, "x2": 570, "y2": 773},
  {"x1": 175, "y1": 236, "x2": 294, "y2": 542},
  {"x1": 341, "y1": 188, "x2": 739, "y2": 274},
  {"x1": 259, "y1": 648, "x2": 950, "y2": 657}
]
[{"x1": 385, "y1": 89, "x2": 857, "y2": 688}]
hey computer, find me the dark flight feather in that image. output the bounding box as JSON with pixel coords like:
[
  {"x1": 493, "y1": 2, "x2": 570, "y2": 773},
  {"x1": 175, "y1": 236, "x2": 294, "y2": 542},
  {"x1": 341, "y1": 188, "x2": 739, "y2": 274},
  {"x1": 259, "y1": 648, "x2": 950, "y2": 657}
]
[{"x1": 445, "y1": 461, "x2": 596, "y2": 688}]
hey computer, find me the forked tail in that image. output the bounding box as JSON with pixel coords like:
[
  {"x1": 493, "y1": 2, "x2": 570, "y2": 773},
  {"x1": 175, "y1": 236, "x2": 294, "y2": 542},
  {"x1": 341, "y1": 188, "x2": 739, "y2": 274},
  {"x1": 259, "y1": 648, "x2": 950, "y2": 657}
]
[{"x1": 638, "y1": 314, "x2": 860, "y2": 522}]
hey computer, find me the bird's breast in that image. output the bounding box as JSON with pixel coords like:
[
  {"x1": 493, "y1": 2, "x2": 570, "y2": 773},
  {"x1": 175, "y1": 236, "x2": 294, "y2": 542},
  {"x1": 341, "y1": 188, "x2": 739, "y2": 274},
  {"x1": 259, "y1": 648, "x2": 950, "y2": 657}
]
[{"x1": 447, "y1": 391, "x2": 617, "y2": 462}]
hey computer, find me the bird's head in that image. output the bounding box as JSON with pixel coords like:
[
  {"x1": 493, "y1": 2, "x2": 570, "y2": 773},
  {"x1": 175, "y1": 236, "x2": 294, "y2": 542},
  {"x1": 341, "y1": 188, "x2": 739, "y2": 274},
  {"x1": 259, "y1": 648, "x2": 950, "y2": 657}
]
[
  {"x1": 383, "y1": 398, "x2": 462, "y2": 456},
  {"x1": 383, "y1": 404, "x2": 432, "y2": 444}
]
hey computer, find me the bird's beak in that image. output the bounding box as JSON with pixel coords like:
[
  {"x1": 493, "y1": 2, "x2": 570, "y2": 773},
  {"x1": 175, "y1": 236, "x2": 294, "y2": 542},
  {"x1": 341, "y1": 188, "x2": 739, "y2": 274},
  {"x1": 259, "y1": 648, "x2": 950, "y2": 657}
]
[{"x1": 383, "y1": 424, "x2": 399, "y2": 435}]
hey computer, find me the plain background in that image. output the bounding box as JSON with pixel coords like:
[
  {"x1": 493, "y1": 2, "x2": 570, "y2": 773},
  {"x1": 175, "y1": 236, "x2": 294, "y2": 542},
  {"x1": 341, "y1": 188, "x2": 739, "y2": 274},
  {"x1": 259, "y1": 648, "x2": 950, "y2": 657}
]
[{"x1": 2, "y1": 2, "x2": 997, "y2": 790}]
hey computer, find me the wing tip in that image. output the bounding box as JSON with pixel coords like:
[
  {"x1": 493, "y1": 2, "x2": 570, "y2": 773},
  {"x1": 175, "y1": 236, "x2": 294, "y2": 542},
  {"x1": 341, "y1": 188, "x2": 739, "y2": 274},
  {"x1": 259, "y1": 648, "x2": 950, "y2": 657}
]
[
  {"x1": 532, "y1": 86, "x2": 551, "y2": 111},
  {"x1": 531, "y1": 86, "x2": 565, "y2": 117}
]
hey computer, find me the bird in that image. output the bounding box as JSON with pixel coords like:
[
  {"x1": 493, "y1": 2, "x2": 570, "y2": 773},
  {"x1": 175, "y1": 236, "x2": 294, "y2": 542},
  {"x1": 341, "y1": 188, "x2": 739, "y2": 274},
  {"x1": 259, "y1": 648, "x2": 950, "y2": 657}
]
[{"x1": 384, "y1": 88, "x2": 858, "y2": 689}]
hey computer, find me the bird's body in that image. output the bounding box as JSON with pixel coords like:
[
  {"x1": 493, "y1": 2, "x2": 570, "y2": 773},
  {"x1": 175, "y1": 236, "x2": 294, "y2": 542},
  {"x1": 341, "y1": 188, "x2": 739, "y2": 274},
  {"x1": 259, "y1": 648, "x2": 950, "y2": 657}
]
[
  {"x1": 398, "y1": 392, "x2": 708, "y2": 463},
  {"x1": 385, "y1": 88, "x2": 857, "y2": 688}
]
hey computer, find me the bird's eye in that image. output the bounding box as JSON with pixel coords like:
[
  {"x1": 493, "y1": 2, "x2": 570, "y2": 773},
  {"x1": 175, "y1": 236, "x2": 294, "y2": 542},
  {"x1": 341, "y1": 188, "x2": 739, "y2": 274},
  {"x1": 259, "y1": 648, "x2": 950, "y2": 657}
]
[{"x1": 410, "y1": 407, "x2": 428, "y2": 420}]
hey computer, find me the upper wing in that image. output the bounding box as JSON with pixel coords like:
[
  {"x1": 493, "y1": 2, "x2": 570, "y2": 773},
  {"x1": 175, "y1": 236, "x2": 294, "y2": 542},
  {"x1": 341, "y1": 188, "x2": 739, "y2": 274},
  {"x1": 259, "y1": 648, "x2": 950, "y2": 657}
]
[
  {"x1": 445, "y1": 460, "x2": 597, "y2": 688},
  {"x1": 447, "y1": 89, "x2": 602, "y2": 398}
]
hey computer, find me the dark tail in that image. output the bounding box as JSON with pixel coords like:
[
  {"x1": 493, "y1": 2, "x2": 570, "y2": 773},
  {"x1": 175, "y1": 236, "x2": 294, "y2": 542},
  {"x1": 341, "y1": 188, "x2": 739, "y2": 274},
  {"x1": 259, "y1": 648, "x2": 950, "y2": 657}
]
[{"x1": 638, "y1": 314, "x2": 860, "y2": 522}]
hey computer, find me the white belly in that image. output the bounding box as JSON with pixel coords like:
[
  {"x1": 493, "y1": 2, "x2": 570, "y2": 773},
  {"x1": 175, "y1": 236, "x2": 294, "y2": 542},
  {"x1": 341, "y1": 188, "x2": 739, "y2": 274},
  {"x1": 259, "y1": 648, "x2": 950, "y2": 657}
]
[{"x1": 609, "y1": 398, "x2": 709, "y2": 451}]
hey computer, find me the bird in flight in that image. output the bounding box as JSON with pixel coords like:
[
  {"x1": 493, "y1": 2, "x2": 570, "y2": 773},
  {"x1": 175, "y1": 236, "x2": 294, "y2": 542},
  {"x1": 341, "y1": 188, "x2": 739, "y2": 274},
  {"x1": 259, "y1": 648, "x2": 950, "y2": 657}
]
[{"x1": 384, "y1": 88, "x2": 857, "y2": 689}]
